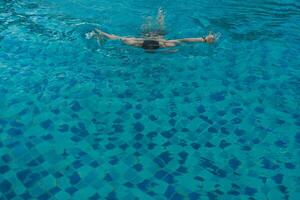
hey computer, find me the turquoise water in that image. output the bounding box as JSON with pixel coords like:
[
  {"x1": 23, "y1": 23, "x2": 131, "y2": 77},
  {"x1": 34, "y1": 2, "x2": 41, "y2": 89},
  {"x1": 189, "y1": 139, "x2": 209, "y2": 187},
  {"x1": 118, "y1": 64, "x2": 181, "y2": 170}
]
[{"x1": 0, "y1": 0, "x2": 300, "y2": 199}]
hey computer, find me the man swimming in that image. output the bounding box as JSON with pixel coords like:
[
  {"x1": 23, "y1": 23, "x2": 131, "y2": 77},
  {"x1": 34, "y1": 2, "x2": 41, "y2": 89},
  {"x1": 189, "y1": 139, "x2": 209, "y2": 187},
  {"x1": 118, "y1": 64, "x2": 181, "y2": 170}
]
[{"x1": 87, "y1": 8, "x2": 218, "y2": 52}]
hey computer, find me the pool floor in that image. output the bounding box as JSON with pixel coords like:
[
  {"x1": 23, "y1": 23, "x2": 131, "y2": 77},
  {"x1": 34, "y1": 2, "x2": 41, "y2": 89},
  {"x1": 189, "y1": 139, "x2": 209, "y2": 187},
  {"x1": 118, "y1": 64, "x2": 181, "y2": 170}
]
[{"x1": 0, "y1": 0, "x2": 300, "y2": 200}]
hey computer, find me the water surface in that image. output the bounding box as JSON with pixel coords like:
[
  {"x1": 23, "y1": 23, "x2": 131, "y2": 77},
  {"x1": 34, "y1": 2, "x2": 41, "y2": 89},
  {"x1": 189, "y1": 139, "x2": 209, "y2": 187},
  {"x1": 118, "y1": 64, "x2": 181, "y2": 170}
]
[{"x1": 0, "y1": 0, "x2": 300, "y2": 199}]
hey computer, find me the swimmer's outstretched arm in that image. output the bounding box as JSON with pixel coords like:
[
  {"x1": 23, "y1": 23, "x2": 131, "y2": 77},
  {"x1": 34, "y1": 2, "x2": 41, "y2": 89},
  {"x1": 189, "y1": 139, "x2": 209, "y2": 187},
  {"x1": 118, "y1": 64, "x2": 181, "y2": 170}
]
[
  {"x1": 166, "y1": 32, "x2": 218, "y2": 45},
  {"x1": 94, "y1": 29, "x2": 144, "y2": 47},
  {"x1": 177, "y1": 37, "x2": 206, "y2": 42},
  {"x1": 95, "y1": 29, "x2": 122, "y2": 40}
]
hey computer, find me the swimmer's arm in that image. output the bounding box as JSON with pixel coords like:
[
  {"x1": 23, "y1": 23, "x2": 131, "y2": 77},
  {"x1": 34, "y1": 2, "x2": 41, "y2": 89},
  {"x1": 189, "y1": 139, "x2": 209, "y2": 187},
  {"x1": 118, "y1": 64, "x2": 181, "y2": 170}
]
[
  {"x1": 176, "y1": 37, "x2": 206, "y2": 42},
  {"x1": 170, "y1": 33, "x2": 218, "y2": 44},
  {"x1": 94, "y1": 29, "x2": 143, "y2": 47},
  {"x1": 158, "y1": 37, "x2": 208, "y2": 48},
  {"x1": 95, "y1": 29, "x2": 122, "y2": 40}
]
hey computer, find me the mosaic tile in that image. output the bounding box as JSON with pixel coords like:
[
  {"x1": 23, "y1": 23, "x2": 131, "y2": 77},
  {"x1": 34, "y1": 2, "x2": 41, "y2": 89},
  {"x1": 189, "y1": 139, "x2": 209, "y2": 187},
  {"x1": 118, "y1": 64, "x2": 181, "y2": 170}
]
[{"x1": 0, "y1": 1, "x2": 300, "y2": 200}]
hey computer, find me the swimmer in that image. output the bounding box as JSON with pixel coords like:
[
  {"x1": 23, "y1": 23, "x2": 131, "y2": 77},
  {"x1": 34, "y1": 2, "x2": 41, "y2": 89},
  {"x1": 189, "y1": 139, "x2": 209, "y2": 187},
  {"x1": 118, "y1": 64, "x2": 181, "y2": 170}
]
[{"x1": 87, "y1": 8, "x2": 219, "y2": 52}]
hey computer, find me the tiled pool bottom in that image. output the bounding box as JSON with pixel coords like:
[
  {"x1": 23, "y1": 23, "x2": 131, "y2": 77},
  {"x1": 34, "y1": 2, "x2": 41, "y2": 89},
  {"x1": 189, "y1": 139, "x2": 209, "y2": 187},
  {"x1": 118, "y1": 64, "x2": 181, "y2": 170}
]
[
  {"x1": 0, "y1": 1, "x2": 300, "y2": 199},
  {"x1": 0, "y1": 59, "x2": 300, "y2": 200}
]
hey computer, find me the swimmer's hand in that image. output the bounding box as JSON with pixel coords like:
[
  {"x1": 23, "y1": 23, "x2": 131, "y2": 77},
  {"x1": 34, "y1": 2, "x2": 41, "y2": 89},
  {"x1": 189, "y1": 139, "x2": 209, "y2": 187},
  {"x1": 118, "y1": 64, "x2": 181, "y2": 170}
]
[
  {"x1": 205, "y1": 34, "x2": 215, "y2": 43},
  {"x1": 204, "y1": 32, "x2": 220, "y2": 43},
  {"x1": 85, "y1": 30, "x2": 107, "y2": 46}
]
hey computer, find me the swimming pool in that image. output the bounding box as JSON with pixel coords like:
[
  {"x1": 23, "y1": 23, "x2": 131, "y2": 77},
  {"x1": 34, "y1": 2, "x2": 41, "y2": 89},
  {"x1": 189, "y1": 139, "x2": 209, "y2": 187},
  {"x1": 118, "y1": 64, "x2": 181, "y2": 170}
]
[{"x1": 0, "y1": 0, "x2": 300, "y2": 199}]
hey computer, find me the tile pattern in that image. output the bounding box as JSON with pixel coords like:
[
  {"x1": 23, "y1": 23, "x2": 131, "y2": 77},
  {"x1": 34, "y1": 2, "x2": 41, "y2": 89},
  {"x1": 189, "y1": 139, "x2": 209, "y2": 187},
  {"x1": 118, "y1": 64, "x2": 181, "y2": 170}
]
[{"x1": 1, "y1": 0, "x2": 300, "y2": 200}]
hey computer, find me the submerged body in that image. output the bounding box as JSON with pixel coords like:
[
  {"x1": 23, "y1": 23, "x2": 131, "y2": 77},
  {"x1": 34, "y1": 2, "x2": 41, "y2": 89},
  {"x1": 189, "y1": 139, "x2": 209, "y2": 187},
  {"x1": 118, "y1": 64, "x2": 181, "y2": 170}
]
[
  {"x1": 90, "y1": 29, "x2": 217, "y2": 52},
  {"x1": 87, "y1": 8, "x2": 218, "y2": 52}
]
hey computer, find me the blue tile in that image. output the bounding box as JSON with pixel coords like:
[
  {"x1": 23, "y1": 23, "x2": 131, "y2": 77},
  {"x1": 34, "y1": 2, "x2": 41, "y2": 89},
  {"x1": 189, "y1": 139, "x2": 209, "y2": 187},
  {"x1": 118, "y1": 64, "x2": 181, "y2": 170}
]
[
  {"x1": 220, "y1": 127, "x2": 230, "y2": 135},
  {"x1": 40, "y1": 119, "x2": 53, "y2": 129},
  {"x1": 147, "y1": 143, "x2": 156, "y2": 149},
  {"x1": 134, "y1": 133, "x2": 143, "y2": 140},
  {"x1": 133, "y1": 122, "x2": 144, "y2": 132},
  {"x1": 58, "y1": 124, "x2": 69, "y2": 132},
  {"x1": 154, "y1": 151, "x2": 172, "y2": 167},
  {"x1": 106, "y1": 191, "x2": 118, "y2": 200},
  {"x1": 169, "y1": 112, "x2": 177, "y2": 117},
  {"x1": 234, "y1": 128, "x2": 245, "y2": 136},
  {"x1": 208, "y1": 127, "x2": 218, "y2": 133},
  {"x1": 274, "y1": 140, "x2": 288, "y2": 148},
  {"x1": 21, "y1": 192, "x2": 32, "y2": 200},
  {"x1": 10, "y1": 120, "x2": 24, "y2": 127},
  {"x1": 42, "y1": 134, "x2": 53, "y2": 140},
  {"x1": 278, "y1": 185, "x2": 288, "y2": 194},
  {"x1": 254, "y1": 107, "x2": 264, "y2": 113},
  {"x1": 155, "y1": 170, "x2": 168, "y2": 179},
  {"x1": 178, "y1": 151, "x2": 188, "y2": 164},
  {"x1": 123, "y1": 182, "x2": 134, "y2": 188},
  {"x1": 53, "y1": 172, "x2": 63, "y2": 178},
  {"x1": 244, "y1": 186, "x2": 257, "y2": 196},
  {"x1": 0, "y1": 165, "x2": 10, "y2": 174},
  {"x1": 104, "y1": 173, "x2": 113, "y2": 182},
  {"x1": 137, "y1": 179, "x2": 150, "y2": 192},
  {"x1": 227, "y1": 190, "x2": 240, "y2": 196},
  {"x1": 89, "y1": 193, "x2": 101, "y2": 200},
  {"x1": 69, "y1": 172, "x2": 81, "y2": 185},
  {"x1": 188, "y1": 192, "x2": 200, "y2": 200},
  {"x1": 161, "y1": 131, "x2": 172, "y2": 139},
  {"x1": 294, "y1": 132, "x2": 300, "y2": 144},
  {"x1": 219, "y1": 140, "x2": 231, "y2": 149},
  {"x1": 133, "y1": 163, "x2": 143, "y2": 171},
  {"x1": 90, "y1": 161, "x2": 100, "y2": 168},
  {"x1": 65, "y1": 186, "x2": 78, "y2": 195},
  {"x1": 228, "y1": 158, "x2": 241, "y2": 170},
  {"x1": 217, "y1": 110, "x2": 226, "y2": 116},
  {"x1": 232, "y1": 107, "x2": 242, "y2": 115},
  {"x1": 38, "y1": 193, "x2": 51, "y2": 200},
  {"x1": 0, "y1": 119, "x2": 7, "y2": 126},
  {"x1": 1, "y1": 154, "x2": 11, "y2": 163},
  {"x1": 7, "y1": 128, "x2": 23, "y2": 136},
  {"x1": 5, "y1": 191, "x2": 16, "y2": 199},
  {"x1": 17, "y1": 169, "x2": 31, "y2": 182},
  {"x1": 113, "y1": 124, "x2": 124, "y2": 133},
  {"x1": 72, "y1": 160, "x2": 83, "y2": 169},
  {"x1": 49, "y1": 186, "x2": 61, "y2": 194},
  {"x1": 70, "y1": 101, "x2": 82, "y2": 112},
  {"x1": 148, "y1": 114, "x2": 158, "y2": 121},
  {"x1": 285, "y1": 162, "x2": 295, "y2": 169},
  {"x1": 207, "y1": 192, "x2": 217, "y2": 200},
  {"x1": 205, "y1": 142, "x2": 215, "y2": 147},
  {"x1": 176, "y1": 166, "x2": 188, "y2": 174},
  {"x1": 109, "y1": 156, "x2": 119, "y2": 165},
  {"x1": 133, "y1": 142, "x2": 142, "y2": 149},
  {"x1": 24, "y1": 173, "x2": 41, "y2": 187},
  {"x1": 164, "y1": 174, "x2": 175, "y2": 184},
  {"x1": 191, "y1": 143, "x2": 201, "y2": 149},
  {"x1": 210, "y1": 91, "x2": 226, "y2": 102},
  {"x1": 261, "y1": 157, "x2": 279, "y2": 170},
  {"x1": 272, "y1": 173, "x2": 284, "y2": 184},
  {"x1": 164, "y1": 185, "x2": 175, "y2": 198},
  {"x1": 0, "y1": 180, "x2": 12, "y2": 193},
  {"x1": 133, "y1": 112, "x2": 142, "y2": 119},
  {"x1": 197, "y1": 105, "x2": 206, "y2": 113},
  {"x1": 231, "y1": 117, "x2": 242, "y2": 124},
  {"x1": 171, "y1": 193, "x2": 184, "y2": 200}
]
